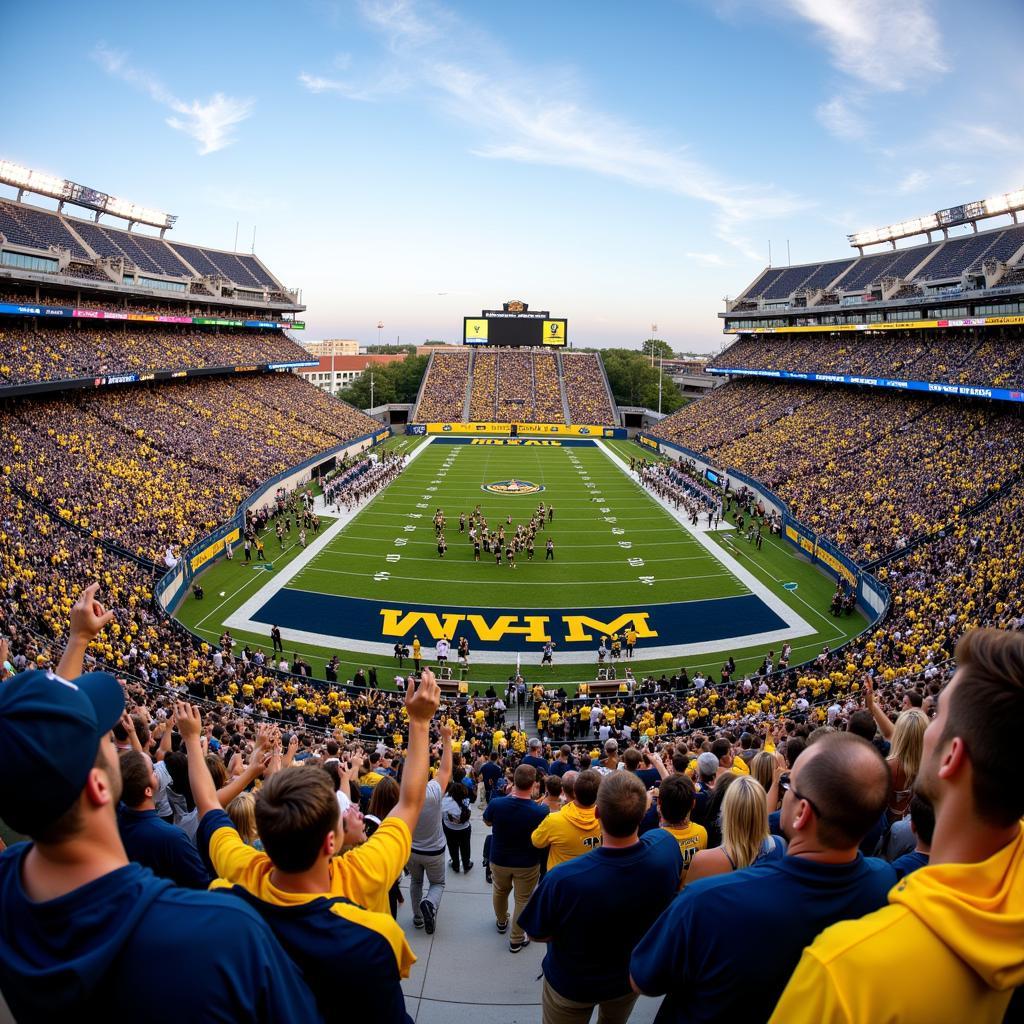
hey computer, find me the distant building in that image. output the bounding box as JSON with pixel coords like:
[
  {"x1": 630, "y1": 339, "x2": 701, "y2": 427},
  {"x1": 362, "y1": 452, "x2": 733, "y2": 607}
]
[
  {"x1": 298, "y1": 353, "x2": 405, "y2": 394},
  {"x1": 302, "y1": 338, "x2": 361, "y2": 357},
  {"x1": 415, "y1": 343, "x2": 461, "y2": 356}
]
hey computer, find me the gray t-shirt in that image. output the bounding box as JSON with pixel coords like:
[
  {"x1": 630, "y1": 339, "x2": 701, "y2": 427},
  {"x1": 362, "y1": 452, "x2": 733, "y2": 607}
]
[{"x1": 411, "y1": 779, "x2": 445, "y2": 853}]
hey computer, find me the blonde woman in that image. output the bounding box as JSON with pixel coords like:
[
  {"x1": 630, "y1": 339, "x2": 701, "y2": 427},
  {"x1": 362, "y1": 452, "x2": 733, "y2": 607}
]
[
  {"x1": 684, "y1": 776, "x2": 785, "y2": 885},
  {"x1": 225, "y1": 791, "x2": 263, "y2": 850},
  {"x1": 885, "y1": 710, "x2": 928, "y2": 822},
  {"x1": 864, "y1": 676, "x2": 928, "y2": 822}
]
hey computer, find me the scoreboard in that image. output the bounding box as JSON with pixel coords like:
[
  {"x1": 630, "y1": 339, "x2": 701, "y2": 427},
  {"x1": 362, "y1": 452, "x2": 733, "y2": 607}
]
[{"x1": 464, "y1": 300, "x2": 567, "y2": 347}]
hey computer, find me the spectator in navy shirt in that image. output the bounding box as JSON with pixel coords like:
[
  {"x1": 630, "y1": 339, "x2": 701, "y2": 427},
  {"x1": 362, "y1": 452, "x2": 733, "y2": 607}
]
[
  {"x1": 548, "y1": 745, "x2": 576, "y2": 778},
  {"x1": 480, "y1": 749, "x2": 504, "y2": 804},
  {"x1": 483, "y1": 763, "x2": 548, "y2": 952},
  {"x1": 520, "y1": 771, "x2": 683, "y2": 1024},
  {"x1": 117, "y1": 750, "x2": 211, "y2": 889},
  {"x1": 890, "y1": 791, "x2": 933, "y2": 880},
  {"x1": 0, "y1": 585, "x2": 320, "y2": 1023},
  {"x1": 630, "y1": 732, "x2": 896, "y2": 1024},
  {"x1": 522, "y1": 737, "x2": 550, "y2": 776}
]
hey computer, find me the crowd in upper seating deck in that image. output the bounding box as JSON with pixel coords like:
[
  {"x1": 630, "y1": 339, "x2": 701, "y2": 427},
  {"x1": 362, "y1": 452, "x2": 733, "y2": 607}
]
[
  {"x1": 0, "y1": 323, "x2": 308, "y2": 385},
  {"x1": 0, "y1": 373, "x2": 379, "y2": 560},
  {"x1": 714, "y1": 327, "x2": 1024, "y2": 389}
]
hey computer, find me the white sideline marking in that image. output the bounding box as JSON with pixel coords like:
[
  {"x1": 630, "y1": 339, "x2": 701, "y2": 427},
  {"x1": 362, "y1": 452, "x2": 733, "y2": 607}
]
[
  {"x1": 594, "y1": 440, "x2": 813, "y2": 640},
  {"x1": 225, "y1": 437, "x2": 435, "y2": 637},
  {"x1": 224, "y1": 436, "x2": 817, "y2": 663}
]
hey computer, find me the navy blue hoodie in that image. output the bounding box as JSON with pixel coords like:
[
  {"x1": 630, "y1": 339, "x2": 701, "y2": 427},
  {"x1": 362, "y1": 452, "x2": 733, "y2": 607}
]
[{"x1": 0, "y1": 842, "x2": 322, "y2": 1022}]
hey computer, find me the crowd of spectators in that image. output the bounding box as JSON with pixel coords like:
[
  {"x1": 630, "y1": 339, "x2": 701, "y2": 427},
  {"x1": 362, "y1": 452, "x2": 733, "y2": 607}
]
[
  {"x1": 1, "y1": 597, "x2": 1020, "y2": 1022},
  {"x1": 714, "y1": 327, "x2": 1024, "y2": 390},
  {"x1": 532, "y1": 351, "x2": 565, "y2": 422},
  {"x1": 415, "y1": 349, "x2": 471, "y2": 421},
  {"x1": 0, "y1": 323, "x2": 309, "y2": 385},
  {"x1": 493, "y1": 349, "x2": 535, "y2": 420},
  {"x1": 417, "y1": 348, "x2": 614, "y2": 426},
  {"x1": 469, "y1": 349, "x2": 499, "y2": 420},
  {"x1": 561, "y1": 351, "x2": 616, "y2": 424},
  {"x1": 0, "y1": 373, "x2": 380, "y2": 560},
  {"x1": 652, "y1": 379, "x2": 1024, "y2": 563}
]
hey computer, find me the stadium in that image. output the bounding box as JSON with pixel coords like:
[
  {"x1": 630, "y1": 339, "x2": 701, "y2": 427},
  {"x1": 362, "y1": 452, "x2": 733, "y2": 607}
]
[{"x1": 1, "y1": 65, "x2": 1023, "y2": 1024}]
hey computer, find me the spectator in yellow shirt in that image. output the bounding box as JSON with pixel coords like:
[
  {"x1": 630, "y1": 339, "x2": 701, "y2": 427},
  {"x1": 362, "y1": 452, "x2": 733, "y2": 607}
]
[
  {"x1": 531, "y1": 770, "x2": 603, "y2": 868},
  {"x1": 655, "y1": 775, "x2": 707, "y2": 874}
]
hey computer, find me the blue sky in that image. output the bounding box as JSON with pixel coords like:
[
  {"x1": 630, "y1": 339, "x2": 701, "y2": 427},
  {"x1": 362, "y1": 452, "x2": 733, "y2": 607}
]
[{"x1": 4, "y1": 0, "x2": 1024, "y2": 351}]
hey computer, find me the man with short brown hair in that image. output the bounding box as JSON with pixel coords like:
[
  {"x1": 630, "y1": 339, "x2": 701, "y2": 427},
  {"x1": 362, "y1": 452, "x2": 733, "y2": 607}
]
[
  {"x1": 520, "y1": 772, "x2": 683, "y2": 1024},
  {"x1": 0, "y1": 584, "x2": 319, "y2": 1022},
  {"x1": 771, "y1": 628, "x2": 1024, "y2": 1024}
]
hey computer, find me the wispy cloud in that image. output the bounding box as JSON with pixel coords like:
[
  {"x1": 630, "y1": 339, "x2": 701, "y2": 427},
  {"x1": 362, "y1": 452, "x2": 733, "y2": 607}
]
[
  {"x1": 720, "y1": 1, "x2": 948, "y2": 143},
  {"x1": 685, "y1": 252, "x2": 729, "y2": 267},
  {"x1": 816, "y1": 94, "x2": 867, "y2": 140},
  {"x1": 300, "y1": 0, "x2": 808, "y2": 259},
  {"x1": 93, "y1": 44, "x2": 253, "y2": 154},
  {"x1": 941, "y1": 123, "x2": 1024, "y2": 155},
  {"x1": 298, "y1": 69, "x2": 409, "y2": 101},
  {"x1": 895, "y1": 169, "x2": 930, "y2": 194},
  {"x1": 783, "y1": 0, "x2": 948, "y2": 91}
]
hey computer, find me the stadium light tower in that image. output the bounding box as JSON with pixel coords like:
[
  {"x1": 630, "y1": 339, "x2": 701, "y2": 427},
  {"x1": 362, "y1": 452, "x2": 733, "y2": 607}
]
[{"x1": 377, "y1": 321, "x2": 384, "y2": 347}]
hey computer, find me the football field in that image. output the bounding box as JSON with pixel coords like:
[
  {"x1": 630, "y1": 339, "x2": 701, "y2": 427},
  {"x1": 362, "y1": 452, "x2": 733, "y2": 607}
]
[{"x1": 179, "y1": 436, "x2": 868, "y2": 687}]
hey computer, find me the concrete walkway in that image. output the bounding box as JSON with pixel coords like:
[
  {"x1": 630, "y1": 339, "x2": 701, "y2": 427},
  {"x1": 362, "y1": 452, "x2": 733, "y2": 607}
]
[{"x1": 396, "y1": 802, "x2": 665, "y2": 1023}]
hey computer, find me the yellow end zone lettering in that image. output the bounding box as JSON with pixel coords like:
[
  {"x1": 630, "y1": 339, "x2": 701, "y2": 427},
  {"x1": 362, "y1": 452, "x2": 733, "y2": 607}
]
[{"x1": 562, "y1": 613, "x2": 657, "y2": 643}]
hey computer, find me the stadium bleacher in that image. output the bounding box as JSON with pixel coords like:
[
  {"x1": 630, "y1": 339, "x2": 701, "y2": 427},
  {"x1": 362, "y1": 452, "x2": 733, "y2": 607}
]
[
  {"x1": 732, "y1": 219, "x2": 1024, "y2": 312},
  {"x1": 561, "y1": 350, "x2": 616, "y2": 424},
  {"x1": 712, "y1": 327, "x2": 1024, "y2": 390},
  {"x1": 0, "y1": 323, "x2": 310, "y2": 386},
  {"x1": 415, "y1": 347, "x2": 613, "y2": 425},
  {"x1": 414, "y1": 348, "x2": 471, "y2": 421}
]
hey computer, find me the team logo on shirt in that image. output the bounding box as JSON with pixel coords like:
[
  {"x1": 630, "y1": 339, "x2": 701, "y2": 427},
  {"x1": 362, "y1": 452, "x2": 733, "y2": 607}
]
[{"x1": 481, "y1": 479, "x2": 545, "y2": 495}]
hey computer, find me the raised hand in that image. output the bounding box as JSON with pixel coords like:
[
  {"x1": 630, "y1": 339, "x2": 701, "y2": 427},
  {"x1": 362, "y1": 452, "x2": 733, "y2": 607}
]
[
  {"x1": 69, "y1": 583, "x2": 116, "y2": 641},
  {"x1": 405, "y1": 667, "x2": 441, "y2": 724},
  {"x1": 174, "y1": 701, "x2": 203, "y2": 741}
]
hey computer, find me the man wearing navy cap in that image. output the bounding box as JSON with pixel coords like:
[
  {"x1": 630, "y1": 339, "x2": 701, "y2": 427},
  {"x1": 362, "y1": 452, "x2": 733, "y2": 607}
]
[{"x1": 0, "y1": 584, "x2": 321, "y2": 1023}]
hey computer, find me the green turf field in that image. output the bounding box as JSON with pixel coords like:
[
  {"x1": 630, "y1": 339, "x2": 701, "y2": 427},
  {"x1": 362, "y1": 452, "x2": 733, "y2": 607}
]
[{"x1": 176, "y1": 436, "x2": 868, "y2": 690}]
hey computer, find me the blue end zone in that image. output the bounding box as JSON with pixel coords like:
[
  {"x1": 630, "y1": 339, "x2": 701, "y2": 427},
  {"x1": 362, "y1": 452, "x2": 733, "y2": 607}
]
[{"x1": 251, "y1": 589, "x2": 787, "y2": 653}]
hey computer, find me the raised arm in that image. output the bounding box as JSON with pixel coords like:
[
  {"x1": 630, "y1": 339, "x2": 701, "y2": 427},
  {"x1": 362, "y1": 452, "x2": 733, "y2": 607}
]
[
  {"x1": 863, "y1": 674, "x2": 895, "y2": 741},
  {"x1": 176, "y1": 701, "x2": 222, "y2": 818},
  {"x1": 215, "y1": 733, "x2": 271, "y2": 807},
  {"x1": 436, "y1": 722, "x2": 454, "y2": 792},
  {"x1": 120, "y1": 711, "x2": 144, "y2": 753},
  {"x1": 645, "y1": 749, "x2": 670, "y2": 781},
  {"x1": 154, "y1": 717, "x2": 175, "y2": 762},
  {"x1": 57, "y1": 583, "x2": 115, "y2": 680},
  {"x1": 388, "y1": 668, "x2": 441, "y2": 833}
]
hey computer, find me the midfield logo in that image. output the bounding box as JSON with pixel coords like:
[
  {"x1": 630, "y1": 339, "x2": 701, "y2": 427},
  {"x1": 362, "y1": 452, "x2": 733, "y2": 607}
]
[{"x1": 481, "y1": 478, "x2": 546, "y2": 495}]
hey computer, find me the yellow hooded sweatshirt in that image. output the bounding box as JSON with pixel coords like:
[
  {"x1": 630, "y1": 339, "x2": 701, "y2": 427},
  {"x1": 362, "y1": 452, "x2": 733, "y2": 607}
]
[
  {"x1": 531, "y1": 802, "x2": 603, "y2": 868},
  {"x1": 770, "y1": 823, "x2": 1024, "y2": 1024}
]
